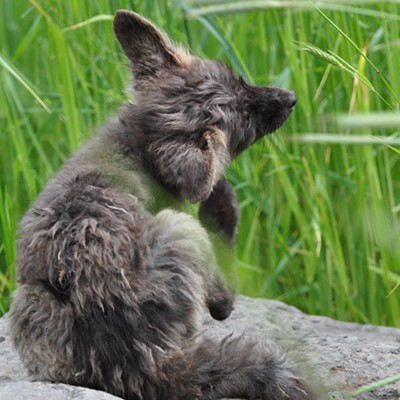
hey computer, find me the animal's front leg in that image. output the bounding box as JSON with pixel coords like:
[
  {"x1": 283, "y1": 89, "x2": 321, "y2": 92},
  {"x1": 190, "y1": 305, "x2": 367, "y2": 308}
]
[
  {"x1": 148, "y1": 209, "x2": 234, "y2": 322},
  {"x1": 197, "y1": 194, "x2": 236, "y2": 321},
  {"x1": 199, "y1": 179, "x2": 240, "y2": 245}
]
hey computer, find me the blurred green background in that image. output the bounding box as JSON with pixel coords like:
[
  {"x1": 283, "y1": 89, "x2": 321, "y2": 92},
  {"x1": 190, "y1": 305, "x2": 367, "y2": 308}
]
[{"x1": 0, "y1": 0, "x2": 399, "y2": 326}]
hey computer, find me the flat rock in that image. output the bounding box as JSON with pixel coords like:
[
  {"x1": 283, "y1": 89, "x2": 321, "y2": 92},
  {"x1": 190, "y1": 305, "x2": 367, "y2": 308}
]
[
  {"x1": 209, "y1": 297, "x2": 400, "y2": 399},
  {"x1": 1, "y1": 296, "x2": 399, "y2": 399}
]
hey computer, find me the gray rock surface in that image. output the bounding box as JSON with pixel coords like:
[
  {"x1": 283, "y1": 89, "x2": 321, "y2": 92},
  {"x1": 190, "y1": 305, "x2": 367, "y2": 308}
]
[
  {"x1": 209, "y1": 297, "x2": 400, "y2": 400},
  {"x1": 1, "y1": 296, "x2": 399, "y2": 399}
]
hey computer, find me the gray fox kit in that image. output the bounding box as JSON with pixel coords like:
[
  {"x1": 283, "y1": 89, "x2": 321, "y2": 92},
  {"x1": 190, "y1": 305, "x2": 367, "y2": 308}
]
[{"x1": 9, "y1": 10, "x2": 313, "y2": 400}]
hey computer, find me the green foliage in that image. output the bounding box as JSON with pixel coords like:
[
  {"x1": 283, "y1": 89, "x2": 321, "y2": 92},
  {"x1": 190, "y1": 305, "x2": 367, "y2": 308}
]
[
  {"x1": 349, "y1": 374, "x2": 400, "y2": 397},
  {"x1": 0, "y1": 0, "x2": 399, "y2": 327}
]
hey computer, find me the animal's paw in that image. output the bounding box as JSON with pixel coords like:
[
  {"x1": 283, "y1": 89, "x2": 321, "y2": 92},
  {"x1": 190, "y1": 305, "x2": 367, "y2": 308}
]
[
  {"x1": 199, "y1": 180, "x2": 239, "y2": 244},
  {"x1": 207, "y1": 285, "x2": 234, "y2": 321}
]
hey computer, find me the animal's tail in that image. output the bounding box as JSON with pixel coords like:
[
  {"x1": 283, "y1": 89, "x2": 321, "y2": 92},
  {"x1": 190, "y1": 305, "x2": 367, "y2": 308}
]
[{"x1": 155, "y1": 335, "x2": 316, "y2": 400}]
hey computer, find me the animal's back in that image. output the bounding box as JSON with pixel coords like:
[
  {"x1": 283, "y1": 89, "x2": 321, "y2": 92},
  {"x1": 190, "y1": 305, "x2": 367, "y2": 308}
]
[{"x1": 10, "y1": 129, "x2": 217, "y2": 398}]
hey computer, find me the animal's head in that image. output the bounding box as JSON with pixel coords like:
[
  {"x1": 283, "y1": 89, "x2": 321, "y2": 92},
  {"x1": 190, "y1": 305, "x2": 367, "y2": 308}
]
[{"x1": 113, "y1": 10, "x2": 296, "y2": 203}]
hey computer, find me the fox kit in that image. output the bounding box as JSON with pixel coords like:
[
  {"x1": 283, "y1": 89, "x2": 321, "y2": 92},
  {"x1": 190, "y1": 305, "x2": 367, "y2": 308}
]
[{"x1": 9, "y1": 10, "x2": 313, "y2": 400}]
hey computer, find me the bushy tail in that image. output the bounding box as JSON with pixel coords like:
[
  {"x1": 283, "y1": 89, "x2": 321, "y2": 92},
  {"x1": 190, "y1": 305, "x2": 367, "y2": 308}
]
[{"x1": 157, "y1": 335, "x2": 316, "y2": 400}]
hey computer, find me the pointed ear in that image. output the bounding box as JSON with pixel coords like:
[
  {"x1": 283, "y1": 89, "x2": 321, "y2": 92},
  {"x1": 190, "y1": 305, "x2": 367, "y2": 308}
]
[
  {"x1": 113, "y1": 10, "x2": 178, "y2": 78},
  {"x1": 150, "y1": 129, "x2": 230, "y2": 204}
]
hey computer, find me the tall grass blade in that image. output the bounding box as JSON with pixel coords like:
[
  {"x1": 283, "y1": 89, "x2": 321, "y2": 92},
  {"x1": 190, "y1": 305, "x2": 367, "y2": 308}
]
[
  {"x1": 338, "y1": 113, "x2": 400, "y2": 128},
  {"x1": 314, "y1": 5, "x2": 400, "y2": 107},
  {"x1": 283, "y1": 133, "x2": 400, "y2": 145},
  {"x1": 349, "y1": 374, "x2": 400, "y2": 397},
  {"x1": 295, "y1": 42, "x2": 393, "y2": 109},
  {"x1": 0, "y1": 54, "x2": 51, "y2": 113},
  {"x1": 63, "y1": 15, "x2": 113, "y2": 32},
  {"x1": 184, "y1": 0, "x2": 400, "y2": 21}
]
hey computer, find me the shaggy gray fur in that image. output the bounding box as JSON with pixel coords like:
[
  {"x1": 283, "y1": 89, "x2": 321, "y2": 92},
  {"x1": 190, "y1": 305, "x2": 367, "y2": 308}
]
[{"x1": 9, "y1": 10, "x2": 312, "y2": 400}]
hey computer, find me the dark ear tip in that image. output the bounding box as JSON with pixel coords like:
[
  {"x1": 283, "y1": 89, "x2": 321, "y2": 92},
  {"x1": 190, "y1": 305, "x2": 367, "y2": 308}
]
[
  {"x1": 113, "y1": 10, "x2": 134, "y2": 30},
  {"x1": 115, "y1": 9, "x2": 131, "y2": 17},
  {"x1": 114, "y1": 10, "x2": 149, "y2": 33}
]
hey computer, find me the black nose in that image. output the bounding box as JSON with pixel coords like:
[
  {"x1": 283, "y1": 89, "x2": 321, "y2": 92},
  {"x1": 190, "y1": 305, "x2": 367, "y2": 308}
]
[{"x1": 287, "y1": 90, "x2": 297, "y2": 108}]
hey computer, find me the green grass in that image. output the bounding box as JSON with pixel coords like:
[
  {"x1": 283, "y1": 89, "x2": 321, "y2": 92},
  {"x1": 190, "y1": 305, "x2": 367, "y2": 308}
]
[{"x1": 0, "y1": 0, "x2": 399, "y2": 327}]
